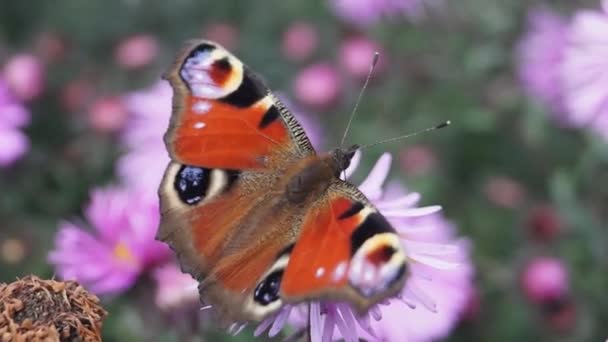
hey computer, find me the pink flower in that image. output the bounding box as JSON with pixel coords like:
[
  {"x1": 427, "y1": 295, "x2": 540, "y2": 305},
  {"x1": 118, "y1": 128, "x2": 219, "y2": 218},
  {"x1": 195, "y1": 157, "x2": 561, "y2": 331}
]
[
  {"x1": 282, "y1": 22, "x2": 319, "y2": 62},
  {"x1": 88, "y1": 96, "x2": 129, "y2": 133},
  {"x1": 521, "y1": 256, "x2": 569, "y2": 304},
  {"x1": 114, "y1": 34, "x2": 159, "y2": 69},
  {"x1": 203, "y1": 22, "x2": 239, "y2": 51},
  {"x1": 293, "y1": 63, "x2": 342, "y2": 109},
  {"x1": 330, "y1": 0, "x2": 435, "y2": 26},
  {"x1": 2, "y1": 54, "x2": 45, "y2": 101},
  {"x1": 35, "y1": 32, "x2": 67, "y2": 63},
  {"x1": 48, "y1": 186, "x2": 171, "y2": 295},
  {"x1": 118, "y1": 81, "x2": 172, "y2": 192},
  {"x1": 339, "y1": 36, "x2": 385, "y2": 78},
  {"x1": 527, "y1": 205, "x2": 561, "y2": 242},
  {"x1": 561, "y1": 1, "x2": 608, "y2": 140},
  {"x1": 399, "y1": 144, "x2": 437, "y2": 176},
  {"x1": 153, "y1": 264, "x2": 199, "y2": 311},
  {"x1": 483, "y1": 175, "x2": 526, "y2": 209},
  {"x1": 0, "y1": 79, "x2": 30, "y2": 167},
  {"x1": 61, "y1": 78, "x2": 95, "y2": 112},
  {"x1": 252, "y1": 153, "x2": 473, "y2": 342},
  {"x1": 516, "y1": 8, "x2": 568, "y2": 116}
]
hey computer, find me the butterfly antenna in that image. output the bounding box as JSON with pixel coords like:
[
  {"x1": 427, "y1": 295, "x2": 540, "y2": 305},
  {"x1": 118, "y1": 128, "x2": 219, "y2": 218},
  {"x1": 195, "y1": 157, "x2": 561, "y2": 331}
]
[
  {"x1": 340, "y1": 51, "x2": 380, "y2": 148},
  {"x1": 359, "y1": 121, "x2": 451, "y2": 150}
]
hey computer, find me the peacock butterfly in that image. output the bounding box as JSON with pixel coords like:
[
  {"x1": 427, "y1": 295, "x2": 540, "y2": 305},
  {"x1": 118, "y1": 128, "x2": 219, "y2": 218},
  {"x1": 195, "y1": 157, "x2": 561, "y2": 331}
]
[{"x1": 157, "y1": 40, "x2": 408, "y2": 324}]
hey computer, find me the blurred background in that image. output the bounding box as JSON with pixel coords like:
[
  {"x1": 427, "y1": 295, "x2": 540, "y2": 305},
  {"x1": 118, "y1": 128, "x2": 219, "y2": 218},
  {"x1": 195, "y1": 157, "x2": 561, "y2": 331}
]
[{"x1": 1, "y1": 0, "x2": 607, "y2": 341}]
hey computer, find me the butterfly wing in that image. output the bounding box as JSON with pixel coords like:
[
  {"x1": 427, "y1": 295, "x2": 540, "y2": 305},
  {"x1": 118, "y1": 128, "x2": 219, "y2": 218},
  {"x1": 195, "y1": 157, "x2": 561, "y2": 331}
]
[
  {"x1": 280, "y1": 181, "x2": 408, "y2": 312},
  {"x1": 163, "y1": 39, "x2": 314, "y2": 169},
  {"x1": 157, "y1": 40, "x2": 315, "y2": 322}
]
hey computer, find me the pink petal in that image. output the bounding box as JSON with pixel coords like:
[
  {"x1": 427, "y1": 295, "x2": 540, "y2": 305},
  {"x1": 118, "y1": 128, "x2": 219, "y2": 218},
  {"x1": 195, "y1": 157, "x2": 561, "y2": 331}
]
[{"x1": 358, "y1": 153, "x2": 392, "y2": 199}]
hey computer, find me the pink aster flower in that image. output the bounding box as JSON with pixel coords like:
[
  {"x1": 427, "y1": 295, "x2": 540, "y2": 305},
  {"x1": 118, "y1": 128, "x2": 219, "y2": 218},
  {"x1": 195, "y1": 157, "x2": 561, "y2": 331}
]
[
  {"x1": 0, "y1": 79, "x2": 30, "y2": 167},
  {"x1": 118, "y1": 81, "x2": 172, "y2": 192},
  {"x1": 48, "y1": 186, "x2": 171, "y2": 295},
  {"x1": 250, "y1": 152, "x2": 473, "y2": 342},
  {"x1": 203, "y1": 22, "x2": 239, "y2": 51},
  {"x1": 88, "y1": 96, "x2": 129, "y2": 133},
  {"x1": 114, "y1": 34, "x2": 159, "y2": 69},
  {"x1": 330, "y1": 0, "x2": 439, "y2": 26},
  {"x1": 282, "y1": 22, "x2": 319, "y2": 62},
  {"x1": 2, "y1": 54, "x2": 45, "y2": 101},
  {"x1": 516, "y1": 8, "x2": 568, "y2": 116},
  {"x1": 521, "y1": 256, "x2": 569, "y2": 304},
  {"x1": 561, "y1": 1, "x2": 608, "y2": 140},
  {"x1": 293, "y1": 63, "x2": 342, "y2": 109},
  {"x1": 153, "y1": 263, "x2": 199, "y2": 311},
  {"x1": 339, "y1": 36, "x2": 386, "y2": 79}
]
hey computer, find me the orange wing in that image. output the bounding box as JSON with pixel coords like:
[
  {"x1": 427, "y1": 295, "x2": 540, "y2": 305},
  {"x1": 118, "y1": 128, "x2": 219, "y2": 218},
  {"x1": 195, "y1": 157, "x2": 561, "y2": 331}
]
[
  {"x1": 158, "y1": 40, "x2": 316, "y2": 323},
  {"x1": 280, "y1": 182, "x2": 408, "y2": 312},
  {"x1": 163, "y1": 40, "x2": 313, "y2": 170}
]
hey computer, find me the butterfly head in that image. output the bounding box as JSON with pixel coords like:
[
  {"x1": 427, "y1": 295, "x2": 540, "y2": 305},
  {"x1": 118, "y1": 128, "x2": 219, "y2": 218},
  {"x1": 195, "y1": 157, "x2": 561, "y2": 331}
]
[{"x1": 331, "y1": 144, "x2": 359, "y2": 177}]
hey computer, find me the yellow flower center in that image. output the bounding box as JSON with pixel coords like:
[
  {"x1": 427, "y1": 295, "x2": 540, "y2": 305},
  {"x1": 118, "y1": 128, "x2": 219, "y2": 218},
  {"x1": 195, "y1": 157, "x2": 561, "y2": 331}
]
[{"x1": 113, "y1": 242, "x2": 136, "y2": 265}]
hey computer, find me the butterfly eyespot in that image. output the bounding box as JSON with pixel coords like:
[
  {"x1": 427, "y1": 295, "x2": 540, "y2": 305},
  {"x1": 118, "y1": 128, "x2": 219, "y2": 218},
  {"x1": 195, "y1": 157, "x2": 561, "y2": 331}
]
[
  {"x1": 253, "y1": 270, "x2": 283, "y2": 305},
  {"x1": 174, "y1": 165, "x2": 209, "y2": 205},
  {"x1": 213, "y1": 57, "x2": 232, "y2": 72}
]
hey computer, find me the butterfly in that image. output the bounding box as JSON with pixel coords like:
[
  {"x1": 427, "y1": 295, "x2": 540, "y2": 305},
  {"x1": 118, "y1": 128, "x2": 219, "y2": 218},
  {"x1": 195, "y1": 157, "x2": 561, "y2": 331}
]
[{"x1": 157, "y1": 40, "x2": 408, "y2": 324}]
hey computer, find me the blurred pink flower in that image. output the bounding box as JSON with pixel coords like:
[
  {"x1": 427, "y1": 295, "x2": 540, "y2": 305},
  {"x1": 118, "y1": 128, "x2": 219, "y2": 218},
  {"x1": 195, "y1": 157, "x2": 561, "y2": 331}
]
[
  {"x1": 204, "y1": 22, "x2": 239, "y2": 51},
  {"x1": 48, "y1": 186, "x2": 171, "y2": 295},
  {"x1": 521, "y1": 256, "x2": 569, "y2": 304},
  {"x1": 88, "y1": 96, "x2": 128, "y2": 133},
  {"x1": 483, "y1": 175, "x2": 526, "y2": 209},
  {"x1": 561, "y1": 1, "x2": 608, "y2": 140},
  {"x1": 153, "y1": 263, "x2": 199, "y2": 311},
  {"x1": 399, "y1": 144, "x2": 437, "y2": 176},
  {"x1": 516, "y1": 8, "x2": 568, "y2": 116},
  {"x1": 339, "y1": 36, "x2": 386, "y2": 78},
  {"x1": 118, "y1": 81, "x2": 172, "y2": 192},
  {"x1": 253, "y1": 153, "x2": 473, "y2": 342},
  {"x1": 282, "y1": 22, "x2": 319, "y2": 62},
  {"x1": 61, "y1": 78, "x2": 95, "y2": 112},
  {"x1": 0, "y1": 79, "x2": 30, "y2": 167},
  {"x1": 114, "y1": 34, "x2": 159, "y2": 69},
  {"x1": 330, "y1": 0, "x2": 435, "y2": 26},
  {"x1": 35, "y1": 32, "x2": 67, "y2": 63},
  {"x1": 293, "y1": 63, "x2": 342, "y2": 109},
  {"x1": 2, "y1": 54, "x2": 45, "y2": 101},
  {"x1": 527, "y1": 205, "x2": 561, "y2": 242}
]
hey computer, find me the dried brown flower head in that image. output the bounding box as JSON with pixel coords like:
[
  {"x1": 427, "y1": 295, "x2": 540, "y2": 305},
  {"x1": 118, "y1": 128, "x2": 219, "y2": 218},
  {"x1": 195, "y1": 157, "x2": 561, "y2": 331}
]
[{"x1": 0, "y1": 275, "x2": 107, "y2": 342}]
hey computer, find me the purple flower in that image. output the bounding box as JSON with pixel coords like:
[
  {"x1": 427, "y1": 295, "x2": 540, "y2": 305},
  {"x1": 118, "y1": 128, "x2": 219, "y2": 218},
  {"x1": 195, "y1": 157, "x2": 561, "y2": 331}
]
[
  {"x1": 329, "y1": 0, "x2": 439, "y2": 26},
  {"x1": 251, "y1": 152, "x2": 473, "y2": 342},
  {"x1": 48, "y1": 186, "x2": 170, "y2": 295},
  {"x1": 118, "y1": 81, "x2": 172, "y2": 192},
  {"x1": 561, "y1": 1, "x2": 608, "y2": 140},
  {"x1": 2, "y1": 54, "x2": 45, "y2": 101},
  {"x1": 521, "y1": 256, "x2": 569, "y2": 304},
  {"x1": 282, "y1": 22, "x2": 319, "y2": 62},
  {"x1": 293, "y1": 63, "x2": 342, "y2": 109},
  {"x1": 516, "y1": 8, "x2": 568, "y2": 116},
  {"x1": 152, "y1": 263, "x2": 199, "y2": 311},
  {"x1": 0, "y1": 79, "x2": 30, "y2": 167}
]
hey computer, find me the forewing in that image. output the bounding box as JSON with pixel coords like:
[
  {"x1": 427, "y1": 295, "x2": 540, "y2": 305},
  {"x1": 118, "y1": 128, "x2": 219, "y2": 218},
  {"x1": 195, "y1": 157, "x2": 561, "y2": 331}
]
[{"x1": 163, "y1": 39, "x2": 314, "y2": 170}]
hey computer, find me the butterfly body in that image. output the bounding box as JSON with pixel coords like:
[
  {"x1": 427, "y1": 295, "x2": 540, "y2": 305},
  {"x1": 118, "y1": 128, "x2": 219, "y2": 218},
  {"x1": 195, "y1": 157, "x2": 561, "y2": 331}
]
[{"x1": 157, "y1": 40, "x2": 408, "y2": 323}]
